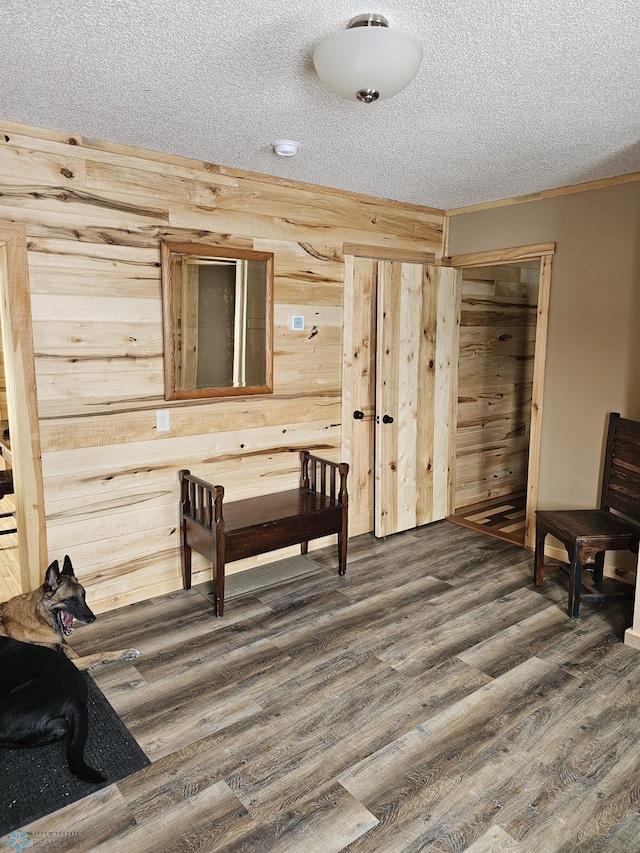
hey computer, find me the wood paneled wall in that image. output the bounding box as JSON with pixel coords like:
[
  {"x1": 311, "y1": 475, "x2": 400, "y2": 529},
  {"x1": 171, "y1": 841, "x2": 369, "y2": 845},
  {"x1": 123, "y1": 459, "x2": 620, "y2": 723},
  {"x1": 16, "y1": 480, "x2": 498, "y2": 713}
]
[
  {"x1": 0, "y1": 331, "x2": 6, "y2": 420},
  {"x1": 455, "y1": 263, "x2": 539, "y2": 508},
  {"x1": 0, "y1": 121, "x2": 444, "y2": 611}
]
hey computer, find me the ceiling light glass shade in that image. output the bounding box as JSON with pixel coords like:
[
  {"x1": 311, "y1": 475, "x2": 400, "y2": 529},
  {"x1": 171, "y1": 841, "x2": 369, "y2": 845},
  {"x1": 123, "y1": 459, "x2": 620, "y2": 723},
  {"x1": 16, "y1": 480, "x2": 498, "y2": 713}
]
[{"x1": 313, "y1": 18, "x2": 423, "y2": 103}]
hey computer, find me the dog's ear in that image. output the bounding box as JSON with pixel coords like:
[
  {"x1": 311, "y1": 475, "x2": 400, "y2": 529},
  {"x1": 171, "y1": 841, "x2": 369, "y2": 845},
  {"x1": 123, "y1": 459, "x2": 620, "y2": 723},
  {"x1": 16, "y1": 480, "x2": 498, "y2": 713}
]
[
  {"x1": 61, "y1": 555, "x2": 74, "y2": 577},
  {"x1": 44, "y1": 560, "x2": 61, "y2": 590}
]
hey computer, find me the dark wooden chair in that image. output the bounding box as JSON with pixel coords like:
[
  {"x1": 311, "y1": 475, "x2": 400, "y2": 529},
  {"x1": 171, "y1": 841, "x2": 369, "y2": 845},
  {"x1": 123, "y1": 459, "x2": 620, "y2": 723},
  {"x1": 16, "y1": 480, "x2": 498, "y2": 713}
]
[
  {"x1": 534, "y1": 413, "x2": 640, "y2": 617},
  {"x1": 0, "y1": 469, "x2": 16, "y2": 535}
]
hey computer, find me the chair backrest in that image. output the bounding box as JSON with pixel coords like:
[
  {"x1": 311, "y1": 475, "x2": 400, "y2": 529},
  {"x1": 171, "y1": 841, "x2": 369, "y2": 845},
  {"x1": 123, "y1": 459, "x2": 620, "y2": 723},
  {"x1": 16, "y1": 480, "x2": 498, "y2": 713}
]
[{"x1": 601, "y1": 412, "x2": 640, "y2": 522}]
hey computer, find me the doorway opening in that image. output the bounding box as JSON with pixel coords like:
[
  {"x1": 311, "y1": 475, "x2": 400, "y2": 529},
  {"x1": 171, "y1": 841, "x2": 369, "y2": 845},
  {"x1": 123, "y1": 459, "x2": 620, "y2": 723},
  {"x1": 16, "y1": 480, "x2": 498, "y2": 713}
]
[
  {"x1": 0, "y1": 514, "x2": 19, "y2": 600},
  {"x1": 448, "y1": 260, "x2": 539, "y2": 546},
  {"x1": 0, "y1": 323, "x2": 19, "y2": 601},
  {"x1": 446, "y1": 246, "x2": 554, "y2": 550}
]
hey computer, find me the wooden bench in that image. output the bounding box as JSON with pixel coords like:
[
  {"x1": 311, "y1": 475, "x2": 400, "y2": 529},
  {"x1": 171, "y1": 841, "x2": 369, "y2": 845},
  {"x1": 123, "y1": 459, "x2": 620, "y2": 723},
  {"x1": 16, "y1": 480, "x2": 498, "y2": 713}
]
[{"x1": 179, "y1": 451, "x2": 349, "y2": 616}]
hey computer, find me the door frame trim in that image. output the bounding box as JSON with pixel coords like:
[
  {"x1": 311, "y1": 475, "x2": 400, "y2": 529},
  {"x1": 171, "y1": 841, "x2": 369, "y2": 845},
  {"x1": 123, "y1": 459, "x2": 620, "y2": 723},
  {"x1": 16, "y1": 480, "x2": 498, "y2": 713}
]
[
  {"x1": 445, "y1": 242, "x2": 555, "y2": 549},
  {"x1": 0, "y1": 222, "x2": 47, "y2": 590}
]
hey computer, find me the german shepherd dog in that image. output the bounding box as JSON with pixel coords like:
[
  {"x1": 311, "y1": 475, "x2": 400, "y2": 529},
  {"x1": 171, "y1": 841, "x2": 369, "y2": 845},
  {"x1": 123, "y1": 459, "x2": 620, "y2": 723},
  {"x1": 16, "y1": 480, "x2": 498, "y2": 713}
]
[
  {"x1": 0, "y1": 636, "x2": 105, "y2": 782},
  {"x1": 0, "y1": 555, "x2": 140, "y2": 671}
]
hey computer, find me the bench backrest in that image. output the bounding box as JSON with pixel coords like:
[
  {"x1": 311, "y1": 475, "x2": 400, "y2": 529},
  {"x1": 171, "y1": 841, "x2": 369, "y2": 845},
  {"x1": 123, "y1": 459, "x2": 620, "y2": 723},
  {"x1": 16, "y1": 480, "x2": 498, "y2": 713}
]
[{"x1": 601, "y1": 413, "x2": 640, "y2": 523}]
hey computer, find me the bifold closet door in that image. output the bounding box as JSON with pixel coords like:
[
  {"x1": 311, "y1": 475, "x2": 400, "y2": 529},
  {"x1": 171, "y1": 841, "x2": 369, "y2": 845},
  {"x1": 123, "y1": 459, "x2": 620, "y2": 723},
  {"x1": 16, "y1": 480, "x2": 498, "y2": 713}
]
[
  {"x1": 342, "y1": 256, "x2": 377, "y2": 537},
  {"x1": 374, "y1": 262, "x2": 461, "y2": 537}
]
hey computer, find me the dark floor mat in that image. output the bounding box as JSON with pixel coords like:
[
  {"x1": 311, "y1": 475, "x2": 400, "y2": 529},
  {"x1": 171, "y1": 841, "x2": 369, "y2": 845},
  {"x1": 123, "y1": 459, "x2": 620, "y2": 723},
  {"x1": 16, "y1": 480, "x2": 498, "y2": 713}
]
[{"x1": 0, "y1": 671, "x2": 150, "y2": 836}]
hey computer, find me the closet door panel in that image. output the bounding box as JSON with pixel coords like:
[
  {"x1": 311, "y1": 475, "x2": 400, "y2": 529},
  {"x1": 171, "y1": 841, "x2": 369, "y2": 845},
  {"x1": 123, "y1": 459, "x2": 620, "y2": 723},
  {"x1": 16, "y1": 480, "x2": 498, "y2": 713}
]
[
  {"x1": 375, "y1": 262, "x2": 460, "y2": 537},
  {"x1": 341, "y1": 256, "x2": 377, "y2": 536},
  {"x1": 432, "y1": 265, "x2": 461, "y2": 519},
  {"x1": 374, "y1": 261, "x2": 396, "y2": 535}
]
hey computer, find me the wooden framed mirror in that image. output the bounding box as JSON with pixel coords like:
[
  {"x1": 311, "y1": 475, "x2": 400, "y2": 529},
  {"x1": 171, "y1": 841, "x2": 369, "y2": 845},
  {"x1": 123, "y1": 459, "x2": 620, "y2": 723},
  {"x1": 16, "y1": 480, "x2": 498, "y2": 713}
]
[{"x1": 161, "y1": 241, "x2": 274, "y2": 400}]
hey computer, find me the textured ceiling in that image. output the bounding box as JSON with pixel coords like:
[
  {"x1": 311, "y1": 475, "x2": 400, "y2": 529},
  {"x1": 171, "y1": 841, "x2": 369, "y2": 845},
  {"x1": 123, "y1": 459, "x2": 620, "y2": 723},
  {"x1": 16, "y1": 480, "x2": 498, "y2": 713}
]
[{"x1": 1, "y1": 0, "x2": 639, "y2": 209}]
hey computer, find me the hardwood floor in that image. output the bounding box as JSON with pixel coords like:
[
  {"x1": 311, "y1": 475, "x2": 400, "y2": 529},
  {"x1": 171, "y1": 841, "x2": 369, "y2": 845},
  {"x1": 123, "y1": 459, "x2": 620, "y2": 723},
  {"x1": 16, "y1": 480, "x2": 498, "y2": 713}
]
[{"x1": 4, "y1": 522, "x2": 639, "y2": 852}]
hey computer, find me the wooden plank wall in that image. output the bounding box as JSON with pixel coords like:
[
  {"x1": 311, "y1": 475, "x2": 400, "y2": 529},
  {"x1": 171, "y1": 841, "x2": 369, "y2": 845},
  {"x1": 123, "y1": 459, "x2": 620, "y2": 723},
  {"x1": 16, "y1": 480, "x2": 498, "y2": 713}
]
[
  {"x1": 455, "y1": 263, "x2": 539, "y2": 508},
  {"x1": 0, "y1": 121, "x2": 444, "y2": 612},
  {"x1": 0, "y1": 333, "x2": 6, "y2": 419}
]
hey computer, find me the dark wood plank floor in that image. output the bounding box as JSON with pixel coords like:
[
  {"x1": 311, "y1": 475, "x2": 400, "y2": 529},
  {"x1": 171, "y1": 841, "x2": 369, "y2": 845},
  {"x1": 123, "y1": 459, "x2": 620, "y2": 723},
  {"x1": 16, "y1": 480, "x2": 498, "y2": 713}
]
[{"x1": 6, "y1": 522, "x2": 639, "y2": 852}]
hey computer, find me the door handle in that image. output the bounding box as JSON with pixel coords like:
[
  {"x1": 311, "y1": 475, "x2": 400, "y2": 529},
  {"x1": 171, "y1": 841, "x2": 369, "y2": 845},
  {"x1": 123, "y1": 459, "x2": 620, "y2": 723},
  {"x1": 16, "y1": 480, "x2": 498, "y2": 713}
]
[
  {"x1": 382, "y1": 414, "x2": 394, "y2": 424},
  {"x1": 353, "y1": 410, "x2": 365, "y2": 420}
]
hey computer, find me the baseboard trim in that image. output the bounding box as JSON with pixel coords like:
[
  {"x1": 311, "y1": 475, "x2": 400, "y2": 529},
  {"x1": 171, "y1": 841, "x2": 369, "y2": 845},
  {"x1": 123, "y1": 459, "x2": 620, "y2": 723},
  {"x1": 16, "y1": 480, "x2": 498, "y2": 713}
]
[{"x1": 624, "y1": 627, "x2": 640, "y2": 650}]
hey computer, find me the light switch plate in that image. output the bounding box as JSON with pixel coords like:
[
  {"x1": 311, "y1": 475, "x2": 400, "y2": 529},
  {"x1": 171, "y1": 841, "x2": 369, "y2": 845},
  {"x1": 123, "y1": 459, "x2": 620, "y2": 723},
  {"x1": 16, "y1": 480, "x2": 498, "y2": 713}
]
[{"x1": 289, "y1": 315, "x2": 304, "y2": 331}]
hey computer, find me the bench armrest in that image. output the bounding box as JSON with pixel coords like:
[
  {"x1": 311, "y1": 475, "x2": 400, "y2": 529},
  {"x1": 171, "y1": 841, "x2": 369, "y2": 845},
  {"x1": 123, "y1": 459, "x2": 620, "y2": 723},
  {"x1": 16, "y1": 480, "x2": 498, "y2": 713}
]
[
  {"x1": 179, "y1": 469, "x2": 224, "y2": 530},
  {"x1": 300, "y1": 451, "x2": 349, "y2": 505}
]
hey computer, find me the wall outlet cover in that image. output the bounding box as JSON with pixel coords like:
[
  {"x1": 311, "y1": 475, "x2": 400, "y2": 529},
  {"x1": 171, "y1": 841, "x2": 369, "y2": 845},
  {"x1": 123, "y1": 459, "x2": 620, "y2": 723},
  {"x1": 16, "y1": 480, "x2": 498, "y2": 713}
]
[{"x1": 156, "y1": 410, "x2": 170, "y2": 432}]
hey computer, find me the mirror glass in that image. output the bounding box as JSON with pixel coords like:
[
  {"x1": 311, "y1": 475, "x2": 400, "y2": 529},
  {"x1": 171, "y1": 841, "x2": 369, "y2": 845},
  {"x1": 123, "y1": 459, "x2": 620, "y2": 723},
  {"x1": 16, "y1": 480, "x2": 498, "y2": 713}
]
[{"x1": 161, "y1": 242, "x2": 273, "y2": 400}]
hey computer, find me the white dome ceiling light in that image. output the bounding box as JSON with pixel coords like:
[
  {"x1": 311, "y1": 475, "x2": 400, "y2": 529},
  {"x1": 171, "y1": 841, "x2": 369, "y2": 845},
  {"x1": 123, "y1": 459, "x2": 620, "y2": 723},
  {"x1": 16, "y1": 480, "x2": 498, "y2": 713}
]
[
  {"x1": 312, "y1": 13, "x2": 423, "y2": 104},
  {"x1": 272, "y1": 139, "x2": 300, "y2": 157}
]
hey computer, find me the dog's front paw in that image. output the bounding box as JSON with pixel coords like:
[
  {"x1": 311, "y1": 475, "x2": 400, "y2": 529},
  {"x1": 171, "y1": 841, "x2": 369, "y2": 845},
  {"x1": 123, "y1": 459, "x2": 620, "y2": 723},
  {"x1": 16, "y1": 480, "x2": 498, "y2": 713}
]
[{"x1": 124, "y1": 648, "x2": 141, "y2": 660}]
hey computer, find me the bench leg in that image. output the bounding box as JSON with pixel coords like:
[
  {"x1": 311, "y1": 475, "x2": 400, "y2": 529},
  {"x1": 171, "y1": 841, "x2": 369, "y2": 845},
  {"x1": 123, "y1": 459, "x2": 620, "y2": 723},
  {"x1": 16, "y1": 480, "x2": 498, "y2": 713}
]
[
  {"x1": 214, "y1": 571, "x2": 225, "y2": 617},
  {"x1": 300, "y1": 541, "x2": 308, "y2": 556},
  {"x1": 338, "y1": 505, "x2": 348, "y2": 576},
  {"x1": 213, "y1": 535, "x2": 225, "y2": 618},
  {"x1": 181, "y1": 534, "x2": 192, "y2": 590},
  {"x1": 534, "y1": 525, "x2": 546, "y2": 586},
  {"x1": 337, "y1": 533, "x2": 347, "y2": 575}
]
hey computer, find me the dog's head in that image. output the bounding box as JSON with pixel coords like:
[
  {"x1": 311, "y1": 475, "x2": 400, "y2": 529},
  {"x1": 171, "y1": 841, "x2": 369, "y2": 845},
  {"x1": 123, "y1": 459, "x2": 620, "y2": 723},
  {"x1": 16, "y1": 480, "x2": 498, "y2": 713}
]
[{"x1": 43, "y1": 555, "x2": 96, "y2": 637}]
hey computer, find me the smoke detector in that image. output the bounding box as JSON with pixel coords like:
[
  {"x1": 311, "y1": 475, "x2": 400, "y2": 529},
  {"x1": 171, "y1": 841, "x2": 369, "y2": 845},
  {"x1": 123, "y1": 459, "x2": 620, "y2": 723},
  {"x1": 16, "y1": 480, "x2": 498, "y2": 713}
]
[{"x1": 272, "y1": 139, "x2": 299, "y2": 157}]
